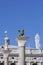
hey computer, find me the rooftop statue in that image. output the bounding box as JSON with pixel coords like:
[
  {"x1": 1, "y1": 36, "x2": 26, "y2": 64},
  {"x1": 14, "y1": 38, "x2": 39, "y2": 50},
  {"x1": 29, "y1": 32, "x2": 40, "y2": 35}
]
[
  {"x1": 18, "y1": 29, "x2": 24, "y2": 36},
  {"x1": 4, "y1": 31, "x2": 8, "y2": 37}
]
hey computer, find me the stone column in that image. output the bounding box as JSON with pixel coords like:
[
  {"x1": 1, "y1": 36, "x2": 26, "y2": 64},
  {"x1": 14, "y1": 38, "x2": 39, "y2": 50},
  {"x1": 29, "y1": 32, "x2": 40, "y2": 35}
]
[
  {"x1": 4, "y1": 55, "x2": 8, "y2": 65},
  {"x1": 38, "y1": 62, "x2": 41, "y2": 65},
  {"x1": 3, "y1": 50, "x2": 10, "y2": 65},
  {"x1": 27, "y1": 62, "x2": 30, "y2": 65},
  {"x1": 3, "y1": 31, "x2": 11, "y2": 65},
  {"x1": 16, "y1": 36, "x2": 28, "y2": 65}
]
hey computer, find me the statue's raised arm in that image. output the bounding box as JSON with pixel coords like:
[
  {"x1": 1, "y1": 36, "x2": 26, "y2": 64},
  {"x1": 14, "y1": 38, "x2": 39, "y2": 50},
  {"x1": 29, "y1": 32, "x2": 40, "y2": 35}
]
[{"x1": 18, "y1": 29, "x2": 24, "y2": 36}]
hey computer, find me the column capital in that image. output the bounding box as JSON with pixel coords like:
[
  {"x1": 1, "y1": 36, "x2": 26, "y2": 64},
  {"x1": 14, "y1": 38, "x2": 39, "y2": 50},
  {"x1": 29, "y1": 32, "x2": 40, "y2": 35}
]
[
  {"x1": 16, "y1": 36, "x2": 28, "y2": 40},
  {"x1": 16, "y1": 36, "x2": 28, "y2": 46}
]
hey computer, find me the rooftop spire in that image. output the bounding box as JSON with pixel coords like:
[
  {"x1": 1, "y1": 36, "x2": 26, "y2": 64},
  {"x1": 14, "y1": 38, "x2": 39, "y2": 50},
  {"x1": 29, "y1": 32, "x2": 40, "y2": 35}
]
[{"x1": 35, "y1": 33, "x2": 41, "y2": 49}]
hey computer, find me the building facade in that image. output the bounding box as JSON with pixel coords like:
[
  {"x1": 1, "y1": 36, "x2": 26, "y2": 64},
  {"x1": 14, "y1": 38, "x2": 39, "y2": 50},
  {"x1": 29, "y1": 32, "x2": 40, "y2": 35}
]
[{"x1": 0, "y1": 31, "x2": 43, "y2": 65}]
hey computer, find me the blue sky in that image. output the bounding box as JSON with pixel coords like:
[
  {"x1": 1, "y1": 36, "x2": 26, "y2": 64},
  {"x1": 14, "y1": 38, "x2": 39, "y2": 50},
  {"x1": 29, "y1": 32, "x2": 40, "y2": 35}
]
[{"x1": 0, "y1": 0, "x2": 43, "y2": 48}]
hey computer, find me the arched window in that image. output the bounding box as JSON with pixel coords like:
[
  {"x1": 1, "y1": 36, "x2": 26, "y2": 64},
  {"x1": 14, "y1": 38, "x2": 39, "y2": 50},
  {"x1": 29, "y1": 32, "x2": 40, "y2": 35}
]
[
  {"x1": 1, "y1": 57, "x2": 3, "y2": 59},
  {"x1": 0, "y1": 63, "x2": 4, "y2": 65},
  {"x1": 11, "y1": 62, "x2": 15, "y2": 65},
  {"x1": 12, "y1": 57, "x2": 14, "y2": 59},
  {"x1": 33, "y1": 63, "x2": 37, "y2": 65}
]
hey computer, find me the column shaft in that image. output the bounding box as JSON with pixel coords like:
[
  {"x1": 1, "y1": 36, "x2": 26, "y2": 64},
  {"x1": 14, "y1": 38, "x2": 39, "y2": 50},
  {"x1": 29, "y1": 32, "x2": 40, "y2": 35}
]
[
  {"x1": 4, "y1": 58, "x2": 8, "y2": 65},
  {"x1": 18, "y1": 46, "x2": 25, "y2": 65}
]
